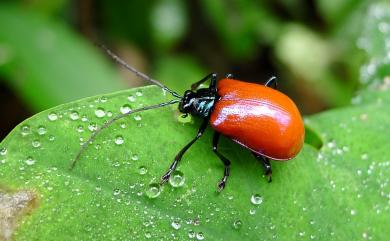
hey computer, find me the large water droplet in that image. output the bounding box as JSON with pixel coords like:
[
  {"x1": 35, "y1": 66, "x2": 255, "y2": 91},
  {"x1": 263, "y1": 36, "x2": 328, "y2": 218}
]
[
  {"x1": 196, "y1": 232, "x2": 205, "y2": 240},
  {"x1": 95, "y1": 107, "x2": 106, "y2": 118},
  {"x1": 146, "y1": 183, "x2": 161, "y2": 199},
  {"x1": 251, "y1": 194, "x2": 263, "y2": 205},
  {"x1": 128, "y1": 95, "x2": 136, "y2": 102},
  {"x1": 188, "y1": 230, "x2": 195, "y2": 239},
  {"x1": 120, "y1": 104, "x2": 132, "y2": 114},
  {"x1": 20, "y1": 125, "x2": 31, "y2": 136},
  {"x1": 232, "y1": 220, "x2": 242, "y2": 230},
  {"x1": 113, "y1": 188, "x2": 121, "y2": 196},
  {"x1": 169, "y1": 171, "x2": 185, "y2": 187},
  {"x1": 25, "y1": 157, "x2": 36, "y2": 166},
  {"x1": 32, "y1": 140, "x2": 41, "y2": 148},
  {"x1": 37, "y1": 126, "x2": 47, "y2": 135},
  {"x1": 70, "y1": 111, "x2": 80, "y2": 120},
  {"x1": 171, "y1": 220, "x2": 181, "y2": 230},
  {"x1": 115, "y1": 135, "x2": 124, "y2": 145},
  {"x1": 138, "y1": 166, "x2": 148, "y2": 175},
  {"x1": 48, "y1": 112, "x2": 58, "y2": 121},
  {"x1": 135, "y1": 91, "x2": 143, "y2": 97},
  {"x1": 99, "y1": 96, "x2": 108, "y2": 103}
]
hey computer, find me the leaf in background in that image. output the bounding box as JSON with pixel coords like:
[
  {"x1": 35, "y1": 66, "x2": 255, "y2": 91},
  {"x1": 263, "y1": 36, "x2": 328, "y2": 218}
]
[{"x1": 0, "y1": 3, "x2": 127, "y2": 112}]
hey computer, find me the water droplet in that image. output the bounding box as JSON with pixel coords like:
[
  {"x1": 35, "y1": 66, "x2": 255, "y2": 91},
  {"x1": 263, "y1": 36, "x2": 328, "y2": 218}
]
[
  {"x1": 99, "y1": 96, "x2": 108, "y2": 103},
  {"x1": 138, "y1": 166, "x2": 148, "y2": 175},
  {"x1": 144, "y1": 232, "x2": 151, "y2": 239},
  {"x1": 134, "y1": 114, "x2": 142, "y2": 121},
  {"x1": 69, "y1": 111, "x2": 80, "y2": 120},
  {"x1": 95, "y1": 107, "x2": 106, "y2": 118},
  {"x1": 299, "y1": 231, "x2": 305, "y2": 237},
  {"x1": 32, "y1": 140, "x2": 41, "y2": 148},
  {"x1": 25, "y1": 157, "x2": 36, "y2": 165},
  {"x1": 232, "y1": 220, "x2": 242, "y2": 230},
  {"x1": 169, "y1": 171, "x2": 185, "y2": 187},
  {"x1": 48, "y1": 112, "x2": 58, "y2": 121},
  {"x1": 145, "y1": 183, "x2": 161, "y2": 199},
  {"x1": 361, "y1": 153, "x2": 369, "y2": 160},
  {"x1": 48, "y1": 135, "x2": 55, "y2": 141},
  {"x1": 350, "y1": 209, "x2": 357, "y2": 215},
  {"x1": 114, "y1": 135, "x2": 124, "y2": 145},
  {"x1": 196, "y1": 232, "x2": 205, "y2": 240},
  {"x1": 20, "y1": 125, "x2": 31, "y2": 136},
  {"x1": 251, "y1": 194, "x2": 263, "y2": 205},
  {"x1": 0, "y1": 147, "x2": 7, "y2": 156},
  {"x1": 131, "y1": 154, "x2": 139, "y2": 160},
  {"x1": 77, "y1": 125, "x2": 84, "y2": 133},
  {"x1": 188, "y1": 230, "x2": 195, "y2": 238},
  {"x1": 120, "y1": 104, "x2": 132, "y2": 114},
  {"x1": 88, "y1": 123, "x2": 98, "y2": 132},
  {"x1": 128, "y1": 95, "x2": 136, "y2": 102},
  {"x1": 136, "y1": 91, "x2": 143, "y2": 97},
  {"x1": 37, "y1": 126, "x2": 46, "y2": 135},
  {"x1": 171, "y1": 220, "x2": 181, "y2": 230},
  {"x1": 113, "y1": 188, "x2": 121, "y2": 196},
  {"x1": 249, "y1": 209, "x2": 256, "y2": 215}
]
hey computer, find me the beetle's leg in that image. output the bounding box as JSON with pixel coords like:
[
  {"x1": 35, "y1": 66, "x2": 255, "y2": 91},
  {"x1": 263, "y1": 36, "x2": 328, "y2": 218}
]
[
  {"x1": 252, "y1": 152, "x2": 272, "y2": 182},
  {"x1": 225, "y1": 73, "x2": 234, "y2": 79},
  {"x1": 191, "y1": 73, "x2": 217, "y2": 91},
  {"x1": 161, "y1": 119, "x2": 209, "y2": 184},
  {"x1": 265, "y1": 76, "x2": 278, "y2": 90},
  {"x1": 213, "y1": 132, "x2": 231, "y2": 192}
]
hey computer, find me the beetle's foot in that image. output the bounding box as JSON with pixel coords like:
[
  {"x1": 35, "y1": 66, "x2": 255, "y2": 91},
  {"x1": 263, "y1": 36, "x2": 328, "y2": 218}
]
[
  {"x1": 160, "y1": 172, "x2": 171, "y2": 185},
  {"x1": 217, "y1": 180, "x2": 226, "y2": 192}
]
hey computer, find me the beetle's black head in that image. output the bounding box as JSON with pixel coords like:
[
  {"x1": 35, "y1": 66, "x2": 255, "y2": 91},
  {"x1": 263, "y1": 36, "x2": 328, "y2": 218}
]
[{"x1": 178, "y1": 90, "x2": 196, "y2": 113}]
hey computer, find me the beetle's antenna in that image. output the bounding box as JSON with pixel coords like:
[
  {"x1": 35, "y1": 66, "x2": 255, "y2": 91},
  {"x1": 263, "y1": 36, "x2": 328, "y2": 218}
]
[
  {"x1": 70, "y1": 99, "x2": 180, "y2": 169},
  {"x1": 99, "y1": 45, "x2": 182, "y2": 98}
]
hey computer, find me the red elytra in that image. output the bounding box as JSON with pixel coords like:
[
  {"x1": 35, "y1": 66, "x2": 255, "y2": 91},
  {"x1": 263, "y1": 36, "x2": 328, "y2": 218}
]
[{"x1": 210, "y1": 78, "x2": 305, "y2": 160}]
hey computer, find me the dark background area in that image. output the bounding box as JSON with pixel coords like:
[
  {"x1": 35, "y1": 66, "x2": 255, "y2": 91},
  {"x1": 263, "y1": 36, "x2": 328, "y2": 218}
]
[{"x1": 0, "y1": 0, "x2": 370, "y2": 139}]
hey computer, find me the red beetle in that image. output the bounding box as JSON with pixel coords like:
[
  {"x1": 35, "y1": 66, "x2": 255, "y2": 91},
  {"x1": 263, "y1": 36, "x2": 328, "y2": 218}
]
[{"x1": 72, "y1": 47, "x2": 305, "y2": 191}]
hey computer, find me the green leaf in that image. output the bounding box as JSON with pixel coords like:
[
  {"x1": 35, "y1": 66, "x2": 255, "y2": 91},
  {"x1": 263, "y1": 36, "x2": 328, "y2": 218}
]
[
  {"x1": 0, "y1": 4, "x2": 127, "y2": 112},
  {"x1": 1, "y1": 2, "x2": 389, "y2": 240}
]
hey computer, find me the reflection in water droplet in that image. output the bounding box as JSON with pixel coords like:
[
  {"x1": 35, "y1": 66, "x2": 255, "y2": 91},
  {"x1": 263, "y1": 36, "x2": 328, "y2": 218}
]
[
  {"x1": 115, "y1": 136, "x2": 124, "y2": 145},
  {"x1": 70, "y1": 111, "x2": 80, "y2": 120},
  {"x1": 32, "y1": 140, "x2": 41, "y2": 148},
  {"x1": 196, "y1": 232, "x2": 205, "y2": 240},
  {"x1": 171, "y1": 220, "x2": 181, "y2": 230},
  {"x1": 146, "y1": 183, "x2": 161, "y2": 199},
  {"x1": 232, "y1": 220, "x2": 242, "y2": 230},
  {"x1": 37, "y1": 126, "x2": 47, "y2": 135},
  {"x1": 139, "y1": 166, "x2": 148, "y2": 175},
  {"x1": 25, "y1": 157, "x2": 36, "y2": 165},
  {"x1": 48, "y1": 112, "x2": 58, "y2": 121},
  {"x1": 169, "y1": 171, "x2": 185, "y2": 187},
  {"x1": 95, "y1": 107, "x2": 106, "y2": 118},
  {"x1": 21, "y1": 125, "x2": 31, "y2": 136},
  {"x1": 251, "y1": 194, "x2": 263, "y2": 205},
  {"x1": 120, "y1": 104, "x2": 132, "y2": 114}
]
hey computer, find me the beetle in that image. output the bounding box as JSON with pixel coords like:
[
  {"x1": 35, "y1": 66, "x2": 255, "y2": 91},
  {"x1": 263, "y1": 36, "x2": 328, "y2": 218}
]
[{"x1": 71, "y1": 46, "x2": 305, "y2": 191}]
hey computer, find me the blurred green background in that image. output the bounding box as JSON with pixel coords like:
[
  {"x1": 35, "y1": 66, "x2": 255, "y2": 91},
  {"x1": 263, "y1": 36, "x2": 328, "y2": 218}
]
[{"x1": 0, "y1": 0, "x2": 372, "y2": 139}]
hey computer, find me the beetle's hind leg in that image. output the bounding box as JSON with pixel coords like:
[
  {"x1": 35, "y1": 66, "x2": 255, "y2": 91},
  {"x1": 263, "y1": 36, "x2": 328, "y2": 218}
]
[
  {"x1": 213, "y1": 132, "x2": 231, "y2": 192},
  {"x1": 252, "y1": 152, "x2": 272, "y2": 182},
  {"x1": 191, "y1": 73, "x2": 217, "y2": 91}
]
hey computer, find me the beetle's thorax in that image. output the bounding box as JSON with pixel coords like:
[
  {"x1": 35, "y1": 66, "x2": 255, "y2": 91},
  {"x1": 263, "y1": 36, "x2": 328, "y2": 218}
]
[{"x1": 179, "y1": 89, "x2": 217, "y2": 118}]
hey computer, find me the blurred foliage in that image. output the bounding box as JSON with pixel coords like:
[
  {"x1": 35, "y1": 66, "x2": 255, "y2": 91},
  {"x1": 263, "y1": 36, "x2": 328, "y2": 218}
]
[{"x1": 0, "y1": 0, "x2": 379, "y2": 134}]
